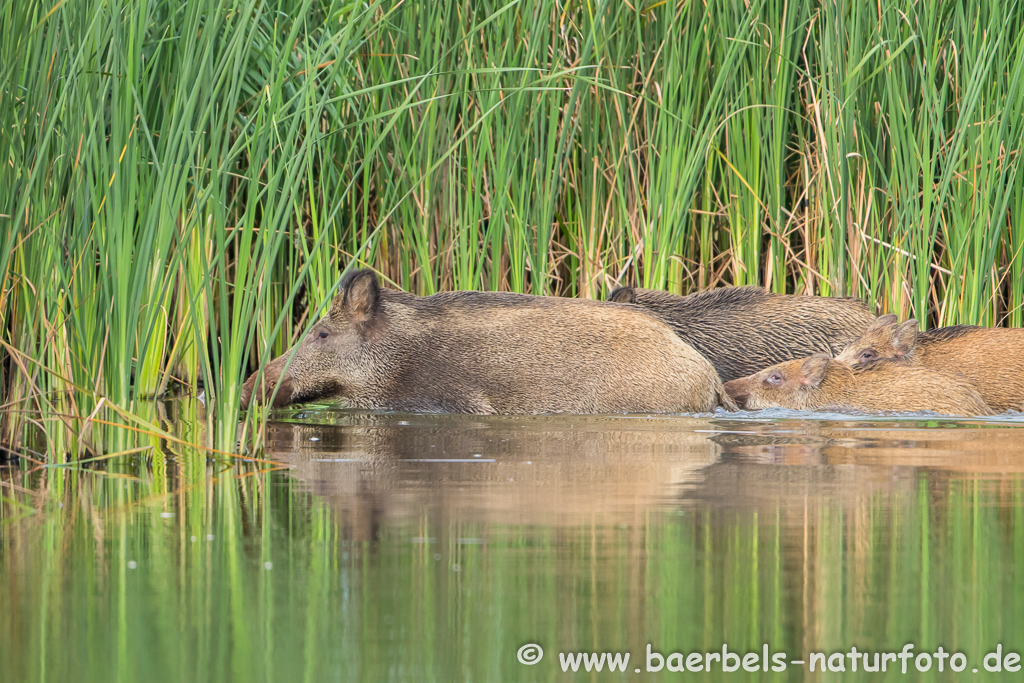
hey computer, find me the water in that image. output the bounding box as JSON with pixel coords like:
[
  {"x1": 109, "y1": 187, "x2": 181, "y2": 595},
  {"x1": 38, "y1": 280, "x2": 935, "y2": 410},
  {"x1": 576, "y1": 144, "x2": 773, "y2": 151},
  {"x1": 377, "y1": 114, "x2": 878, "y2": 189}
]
[{"x1": 2, "y1": 408, "x2": 1024, "y2": 681}]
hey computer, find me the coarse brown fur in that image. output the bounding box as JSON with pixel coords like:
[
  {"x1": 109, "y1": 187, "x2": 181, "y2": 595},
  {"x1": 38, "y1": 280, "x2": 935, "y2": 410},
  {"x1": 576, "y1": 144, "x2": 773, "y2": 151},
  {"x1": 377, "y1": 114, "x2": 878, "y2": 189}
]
[
  {"x1": 606, "y1": 286, "x2": 876, "y2": 381},
  {"x1": 241, "y1": 269, "x2": 737, "y2": 414},
  {"x1": 835, "y1": 314, "x2": 1024, "y2": 412},
  {"x1": 723, "y1": 354, "x2": 994, "y2": 416}
]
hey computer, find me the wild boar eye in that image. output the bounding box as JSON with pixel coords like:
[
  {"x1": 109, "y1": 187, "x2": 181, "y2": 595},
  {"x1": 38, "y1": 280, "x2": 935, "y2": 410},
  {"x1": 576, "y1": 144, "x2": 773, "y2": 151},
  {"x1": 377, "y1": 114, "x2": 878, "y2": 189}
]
[
  {"x1": 317, "y1": 331, "x2": 328, "y2": 340},
  {"x1": 859, "y1": 349, "x2": 876, "y2": 361},
  {"x1": 766, "y1": 373, "x2": 783, "y2": 386}
]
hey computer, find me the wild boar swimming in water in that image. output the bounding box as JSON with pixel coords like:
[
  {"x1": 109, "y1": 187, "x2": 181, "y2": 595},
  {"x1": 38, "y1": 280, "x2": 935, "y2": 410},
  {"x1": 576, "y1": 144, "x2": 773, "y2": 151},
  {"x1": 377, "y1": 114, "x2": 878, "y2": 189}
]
[
  {"x1": 607, "y1": 286, "x2": 877, "y2": 382},
  {"x1": 240, "y1": 269, "x2": 736, "y2": 415},
  {"x1": 835, "y1": 314, "x2": 1024, "y2": 412},
  {"x1": 723, "y1": 353, "x2": 993, "y2": 416}
]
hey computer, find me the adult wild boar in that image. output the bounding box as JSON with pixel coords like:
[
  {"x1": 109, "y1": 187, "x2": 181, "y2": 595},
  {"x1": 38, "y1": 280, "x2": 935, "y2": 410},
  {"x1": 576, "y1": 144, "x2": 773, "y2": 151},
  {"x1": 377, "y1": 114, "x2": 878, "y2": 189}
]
[
  {"x1": 606, "y1": 286, "x2": 876, "y2": 382},
  {"x1": 240, "y1": 269, "x2": 736, "y2": 414},
  {"x1": 835, "y1": 314, "x2": 1024, "y2": 412},
  {"x1": 723, "y1": 354, "x2": 993, "y2": 416}
]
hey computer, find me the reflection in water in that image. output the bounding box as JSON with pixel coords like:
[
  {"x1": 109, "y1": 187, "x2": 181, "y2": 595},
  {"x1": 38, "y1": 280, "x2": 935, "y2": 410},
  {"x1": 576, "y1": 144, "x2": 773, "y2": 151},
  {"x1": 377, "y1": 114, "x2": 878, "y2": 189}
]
[
  {"x1": 1, "y1": 407, "x2": 1023, "y2": 682},
  {"x1": 264, "y1": 413, "x2": 720, "y2": 531}
]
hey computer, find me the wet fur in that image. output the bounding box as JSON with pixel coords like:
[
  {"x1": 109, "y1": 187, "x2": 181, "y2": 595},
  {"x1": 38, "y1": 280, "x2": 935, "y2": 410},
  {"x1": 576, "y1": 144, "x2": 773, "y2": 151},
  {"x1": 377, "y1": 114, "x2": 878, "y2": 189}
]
[
  {"x1": 242, "y1": 270, "x2": 736, "y2": 414},
  {"x1": 607, "y1": 286, "x2": 876, "y2": 382},
  {"x1": 836, "y1": 316, "x2": 1024, "y2": 412},
  {"x1": 723, "y1": 355, "x2": 993, "y2": 416}
]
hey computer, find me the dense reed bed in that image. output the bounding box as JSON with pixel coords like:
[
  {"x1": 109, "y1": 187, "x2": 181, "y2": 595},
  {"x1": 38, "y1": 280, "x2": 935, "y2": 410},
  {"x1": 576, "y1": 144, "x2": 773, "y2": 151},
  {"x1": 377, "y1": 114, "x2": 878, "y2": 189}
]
[{"x1": 2, "y1": 0, "x2": 1023, "y2": 455}]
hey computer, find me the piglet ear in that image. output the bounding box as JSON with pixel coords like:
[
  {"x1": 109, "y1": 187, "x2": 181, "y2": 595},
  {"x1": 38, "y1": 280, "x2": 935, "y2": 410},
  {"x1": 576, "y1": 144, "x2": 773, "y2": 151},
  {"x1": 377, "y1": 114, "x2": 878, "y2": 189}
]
[
  {"x1": 893, "y1": 319, "x2": 919, "y2": 357},
  {"x1": 872, "y1": 313, "x2": 899, "y2": 329},
  {"x1": 330, "y1": 269, "x2": 380, "y2": 323},
  {"x1": 800, "y1": 354, "x2": 831, "y2": 387},
  {"x1": 607, "y1": 286, "x2": 636, "y2": 304}
]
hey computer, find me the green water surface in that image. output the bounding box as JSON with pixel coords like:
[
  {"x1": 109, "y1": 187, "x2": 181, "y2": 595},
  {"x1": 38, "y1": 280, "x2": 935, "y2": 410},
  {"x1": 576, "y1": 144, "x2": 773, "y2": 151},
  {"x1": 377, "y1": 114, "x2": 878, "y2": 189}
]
[{"x1": 2, "y1": 409, "x2": 1023, "y2": 681}]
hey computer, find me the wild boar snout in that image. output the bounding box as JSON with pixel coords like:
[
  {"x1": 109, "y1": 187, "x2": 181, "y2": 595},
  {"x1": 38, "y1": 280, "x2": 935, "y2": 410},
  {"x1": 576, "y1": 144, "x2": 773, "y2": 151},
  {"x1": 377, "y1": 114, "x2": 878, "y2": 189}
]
[{"x1": 723, "y1": 378, "x2": 751, "y2": 408}]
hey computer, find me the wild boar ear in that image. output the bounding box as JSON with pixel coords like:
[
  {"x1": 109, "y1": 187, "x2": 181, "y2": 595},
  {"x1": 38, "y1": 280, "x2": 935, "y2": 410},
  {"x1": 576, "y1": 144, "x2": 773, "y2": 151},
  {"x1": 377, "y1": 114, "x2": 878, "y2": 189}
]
[
  {"x1": 800, "y1": 354, "x2": 831, "y2": 387},
  {"x1": 872, "y1": 313, "x2": 899, "y2": 330},
  {"x1": 607, "y1": 286, "x2": 636, "y2": 304},
  {"x1": 893, "y1": 319, "x2": 918, "y2": 357},
  {"x1": 331, "y1": 269, "x2": 380, "y2": 323}
]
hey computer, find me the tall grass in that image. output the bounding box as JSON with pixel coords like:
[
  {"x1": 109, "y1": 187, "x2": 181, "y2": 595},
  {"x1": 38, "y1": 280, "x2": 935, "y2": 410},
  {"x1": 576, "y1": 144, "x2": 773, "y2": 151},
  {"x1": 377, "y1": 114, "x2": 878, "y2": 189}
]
[{"x1": 1, "y1": 0, "x2": 1023, "y2": 456}]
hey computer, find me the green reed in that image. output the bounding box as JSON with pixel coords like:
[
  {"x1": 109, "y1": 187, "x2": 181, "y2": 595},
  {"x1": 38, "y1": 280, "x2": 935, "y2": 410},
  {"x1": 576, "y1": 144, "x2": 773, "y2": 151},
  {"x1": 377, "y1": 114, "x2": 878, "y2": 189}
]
[{"x1": 1, "y1": 0, "x2": 1023, "y2": 456}]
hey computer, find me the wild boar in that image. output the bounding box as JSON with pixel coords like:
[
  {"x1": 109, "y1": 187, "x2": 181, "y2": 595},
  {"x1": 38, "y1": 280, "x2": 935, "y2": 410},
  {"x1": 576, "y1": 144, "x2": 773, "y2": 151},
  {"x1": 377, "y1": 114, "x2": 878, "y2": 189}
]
[
  {"x1": 607, "y1": 286, "x2": 876, "y2": 381},
  {"x1": 835, "y1": 314, "x2": 1024, "y2": 412},
  {"x1": 240, "y1": 269, "x2": 736, "y2": 414},
  {"x1": 722, "y1": 354, "x2": 993, "y2": 416}
]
